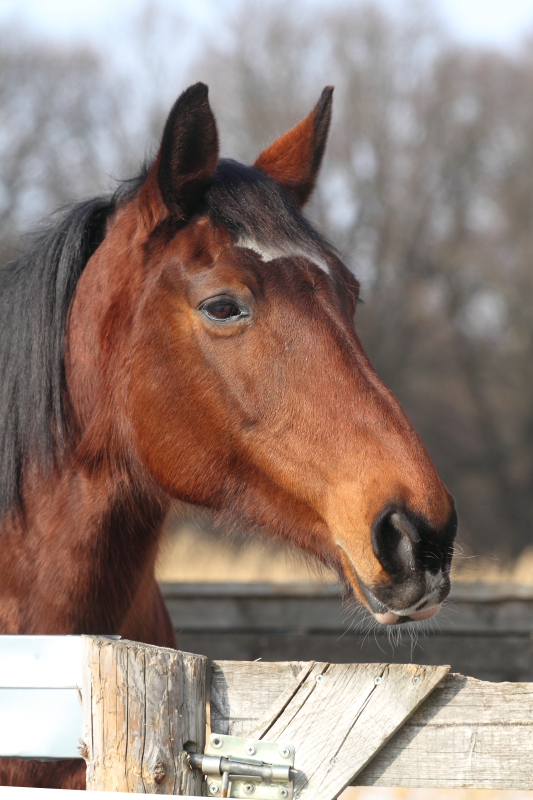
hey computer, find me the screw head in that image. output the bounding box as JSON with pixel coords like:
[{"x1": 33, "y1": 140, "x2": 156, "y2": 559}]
[
  {"x1": 316, "y1": 674, "x2": 324, "y2": 683},
  {"x1": 209, "y1": 782, "x2": 220, "y2": 795},
  {"x1": 244, "y1": 782, "x2": 256, "y2": 795},
  {"x1": 245, "y1": 743, "x2": 257, "y2": 756},
  {"x1": 330, "y1": 757, "x2": 338, "y2": 766},
  {"x1": 374, "y1": 676, "x2": 382, "y2": 685},
  {"x1": 412, "y1": 676, "x2": 421, "y2": 685},
  {"x1": 279, "y1": 745, "x2": 291, "y2": 759},
  {"x1": 211, "y1": 736, "x2": 223, "y2": 749},
  {"x1": 279, "y1": 789, "x2": 289, "y2": 799}
]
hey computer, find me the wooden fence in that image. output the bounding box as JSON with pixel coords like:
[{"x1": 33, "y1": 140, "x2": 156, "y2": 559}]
[
  {"x1": 161, "y1": 581, "x2": 533, "y2": 682},
  {"x1": 1, "y1": 634, "x2": 532, "y2": 795},
  {"x1": 78, "y1": 636, "x2": 533, "y2": 796},
  {"x1": 2, "y1": 597, "x2": 533, "y2": 797}
]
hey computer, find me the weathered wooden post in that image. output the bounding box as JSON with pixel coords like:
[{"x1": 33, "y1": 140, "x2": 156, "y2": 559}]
[{"x1": 81, "y1": 636, "x2": 206, "y2": 794}]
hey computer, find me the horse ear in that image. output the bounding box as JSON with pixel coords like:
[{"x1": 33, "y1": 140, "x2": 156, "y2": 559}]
[
  {"x1": 253, "y1": 86, "x2": 333, "y2": 206},
  {"x1": 150, "y1": 83, "x2": 219, "y2": 218}
]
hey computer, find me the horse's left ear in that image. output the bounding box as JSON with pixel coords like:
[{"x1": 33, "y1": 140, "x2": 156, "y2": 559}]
[
  {"x1": 254, "y1": 86, "x2": 333, "y2": 206},
  {"x1": 141, "y1": 83, "x2": 219, "y2": 223}
]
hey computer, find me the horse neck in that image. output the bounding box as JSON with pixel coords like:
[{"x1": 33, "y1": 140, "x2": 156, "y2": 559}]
[{"x1": 0, "y1": 462, "x2": 171, "y2": 637}]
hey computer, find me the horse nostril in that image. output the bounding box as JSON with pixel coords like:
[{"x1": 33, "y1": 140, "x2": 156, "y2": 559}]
[
  {"x1": 389, "y1": 512, "x2": 420, "y2": 544},
  {"x1": 372, "y1": 509, "x2": 421, "y2": 578}
]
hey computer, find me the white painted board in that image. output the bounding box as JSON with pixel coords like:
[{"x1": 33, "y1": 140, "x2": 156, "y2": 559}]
[
  {"x1": 0, "y1": 637, "x2": 83, "y2": 759},
  {"x1": 0, "y1": 688, "x2": 82, "y2": 759},
  {"x1": 0, "y1": 637, "x2": 82, "y2": 688}
]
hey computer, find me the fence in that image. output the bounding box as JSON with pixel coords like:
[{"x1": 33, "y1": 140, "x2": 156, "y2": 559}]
[
  {"x1": 162, "y1": 581, "x2": 533, "y2": 682},
  {"x1": 1, "y1": 634, "x2": 532, "y2": 797}
]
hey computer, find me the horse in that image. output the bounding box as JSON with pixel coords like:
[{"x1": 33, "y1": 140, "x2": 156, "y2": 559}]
[{"x1": 0, "y1": 83, "x2": 456, "y2": 788}]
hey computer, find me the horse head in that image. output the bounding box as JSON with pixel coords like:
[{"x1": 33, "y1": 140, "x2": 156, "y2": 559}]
[{"x1": 68, "y1": 83, "x2": 456, "y2": 626}]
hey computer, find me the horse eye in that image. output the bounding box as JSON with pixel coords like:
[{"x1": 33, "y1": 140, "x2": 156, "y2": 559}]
[{"x1": 201, "y1": 299, "x2": 245, "y2": 322}]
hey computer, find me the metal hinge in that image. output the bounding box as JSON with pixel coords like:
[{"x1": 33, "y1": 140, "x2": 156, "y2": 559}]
[{"x1": 189, "y1": 733, "x2": 297, "y2": 799}]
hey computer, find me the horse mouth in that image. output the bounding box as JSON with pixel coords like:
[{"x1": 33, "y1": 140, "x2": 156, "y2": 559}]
[
  {"x1": 371, "y1": 603, "x2": 443, "y2": 625},
  {"x1": 336, "y1": 541, "x2": 447, "y2": 626}
]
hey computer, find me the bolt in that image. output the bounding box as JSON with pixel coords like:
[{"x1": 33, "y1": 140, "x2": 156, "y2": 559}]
[
  {"x1": 279, "y1": 745, "x2": 291, "y2": 759},
  {"x1": 412, "y1": 676, "x2": 421, "y2": 685},
  {"x1": 246, "y1": 743, "x2": 257, "y2": 756},
  {"x1": 374, "y1": 676, "x2": 382, "y2": 685},
  {"x1": 279, "y1": 789, "x2": 289, "y2": 799},
  {"x1": 330, "y1": 757, "x2": 338, "y2": 766},
  {"x1": 316, "y1": 674, "x2": 324, "y2": 683},
  {"x1": 211, "y1": 736, "x2": 223, "y2": 749},
  {"x1": 208, "y1": 782, "x2": 220, "y2": 795},
  {"x1": 244, "y1": 782, "x2": 256, "y2": 795}
]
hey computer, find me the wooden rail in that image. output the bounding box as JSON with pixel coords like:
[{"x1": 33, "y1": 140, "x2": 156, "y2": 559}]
[
  {"x1": 161, "y1": 581, "x2": 533, "y2": 682},
  {"x1": 211, "y1": 660, "x2": 533, "y2": 791}
]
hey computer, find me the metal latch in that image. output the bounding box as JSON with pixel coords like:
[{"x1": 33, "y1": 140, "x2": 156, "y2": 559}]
[{"x1": 189, "y1": 733, "x2": 297, "y2": 799}]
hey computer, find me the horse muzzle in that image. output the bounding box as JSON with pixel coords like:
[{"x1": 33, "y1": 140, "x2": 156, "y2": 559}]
[{"x1": 336, "y1": 504, "x2": 456, "y2": 625}]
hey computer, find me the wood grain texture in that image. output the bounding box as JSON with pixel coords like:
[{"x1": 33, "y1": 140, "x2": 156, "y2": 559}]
[
  {"x1": 212, "y1": 661, "x2": 448, "y2": 800},
  {"x1": 82, "y1": 636, "x2": 206, "y2": 794},
  {"x1": 211, "y1": 661, "x2": 533, "y2": 791},
  {"x1": 210, "y1": 660, "x2": 306, "y2": 738},
  {"x1": 356, "y1": 673, "x2": 533, "y2": 789}
]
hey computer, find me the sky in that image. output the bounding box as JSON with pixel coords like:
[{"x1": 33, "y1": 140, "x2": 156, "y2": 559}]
[{"x1": 1, "y1": 0, "x2": 533, "y2": 48}]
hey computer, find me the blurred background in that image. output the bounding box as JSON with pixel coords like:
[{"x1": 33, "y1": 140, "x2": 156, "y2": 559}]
[
  {"x1": 2, "y1": 0, "x2": 533, "y2": 574},
  {"x1": 2, "y1": 1, "x2": 533, "y2": 794}
]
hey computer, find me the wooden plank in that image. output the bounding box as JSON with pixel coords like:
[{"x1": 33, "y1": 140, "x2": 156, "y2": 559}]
[
  {"x1": 211, "y1": 661, "x2": 533, "y2": 791},
  {"x1": 162, "y1": 581, "x2": 533, "y2": 634},
  {"x1": 210, "y1": 660, "x2": 306, "y2": 738},
  {"x1": 185, "y1": 631, "x2": 533, "y2": 683},
  {"x1": 82, "y1": 636, "x2": 206, "y2": 794},
  {"x1": 212, "y1": 661, "x2": 448, "y2": 799},
  {"x1": 356, "y1": 673, "x2": 533, "y2": 790},
  {"x1": 160, "y1": 580, "x2": 533, "y2": 601},
  {"x1": 166, "y1": 582, "x2": 533, "y2": 682}
]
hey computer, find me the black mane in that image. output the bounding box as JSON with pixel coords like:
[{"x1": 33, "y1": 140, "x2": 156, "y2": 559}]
[
  {"x1": 0, "y1": 159, "x2": 327, "y2": 519},
  {"x1": 0, "y1": 187, "x2": 132, "y2": 518}
]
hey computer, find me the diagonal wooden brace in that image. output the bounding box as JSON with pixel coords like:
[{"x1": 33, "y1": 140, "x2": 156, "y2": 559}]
[{"x1": 244, "y1": 661, "x2": 449, "y2": 800}]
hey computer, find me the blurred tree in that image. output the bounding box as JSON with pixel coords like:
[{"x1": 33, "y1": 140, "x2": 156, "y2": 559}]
[
  {"x1": 0, "y1": 32, "x2": 125, "y2": 249},
  {"x1": 192, "y1": 0, "x2": 533, "y2": 556}
]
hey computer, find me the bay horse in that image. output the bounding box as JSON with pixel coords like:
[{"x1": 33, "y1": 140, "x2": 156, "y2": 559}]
[{"x1": 0, "y1": 84, "x2": 456, "y2": 788}]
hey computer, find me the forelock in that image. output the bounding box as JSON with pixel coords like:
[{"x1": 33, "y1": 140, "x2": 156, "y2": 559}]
[{"x1": 204, "y1": 159, "x2": 330, "y2": 263}]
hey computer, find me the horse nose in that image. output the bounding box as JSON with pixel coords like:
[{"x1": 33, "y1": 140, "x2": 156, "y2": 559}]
[
  {"x1": 371, "y1": 508, "x2": 422, "y2": 580},
  {"x1": 367, "y1": 505, "x2": 456, "y2": 624}
]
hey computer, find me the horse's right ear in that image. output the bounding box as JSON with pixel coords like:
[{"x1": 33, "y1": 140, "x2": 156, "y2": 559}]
[
  {"x1": 142, "y1": 83, "x2": 219, "y2": 222},
  {"x1": 254, "y1": 86, "x2": 333, "y2": 206}
]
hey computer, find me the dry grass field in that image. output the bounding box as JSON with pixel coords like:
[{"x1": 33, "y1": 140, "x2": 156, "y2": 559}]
[
  {"x1": 156, "y1": 520, "x2": 334, "y2": 583},
  {"x1": 156, "y1": 518, "x2": 533, "y2": 586}
]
